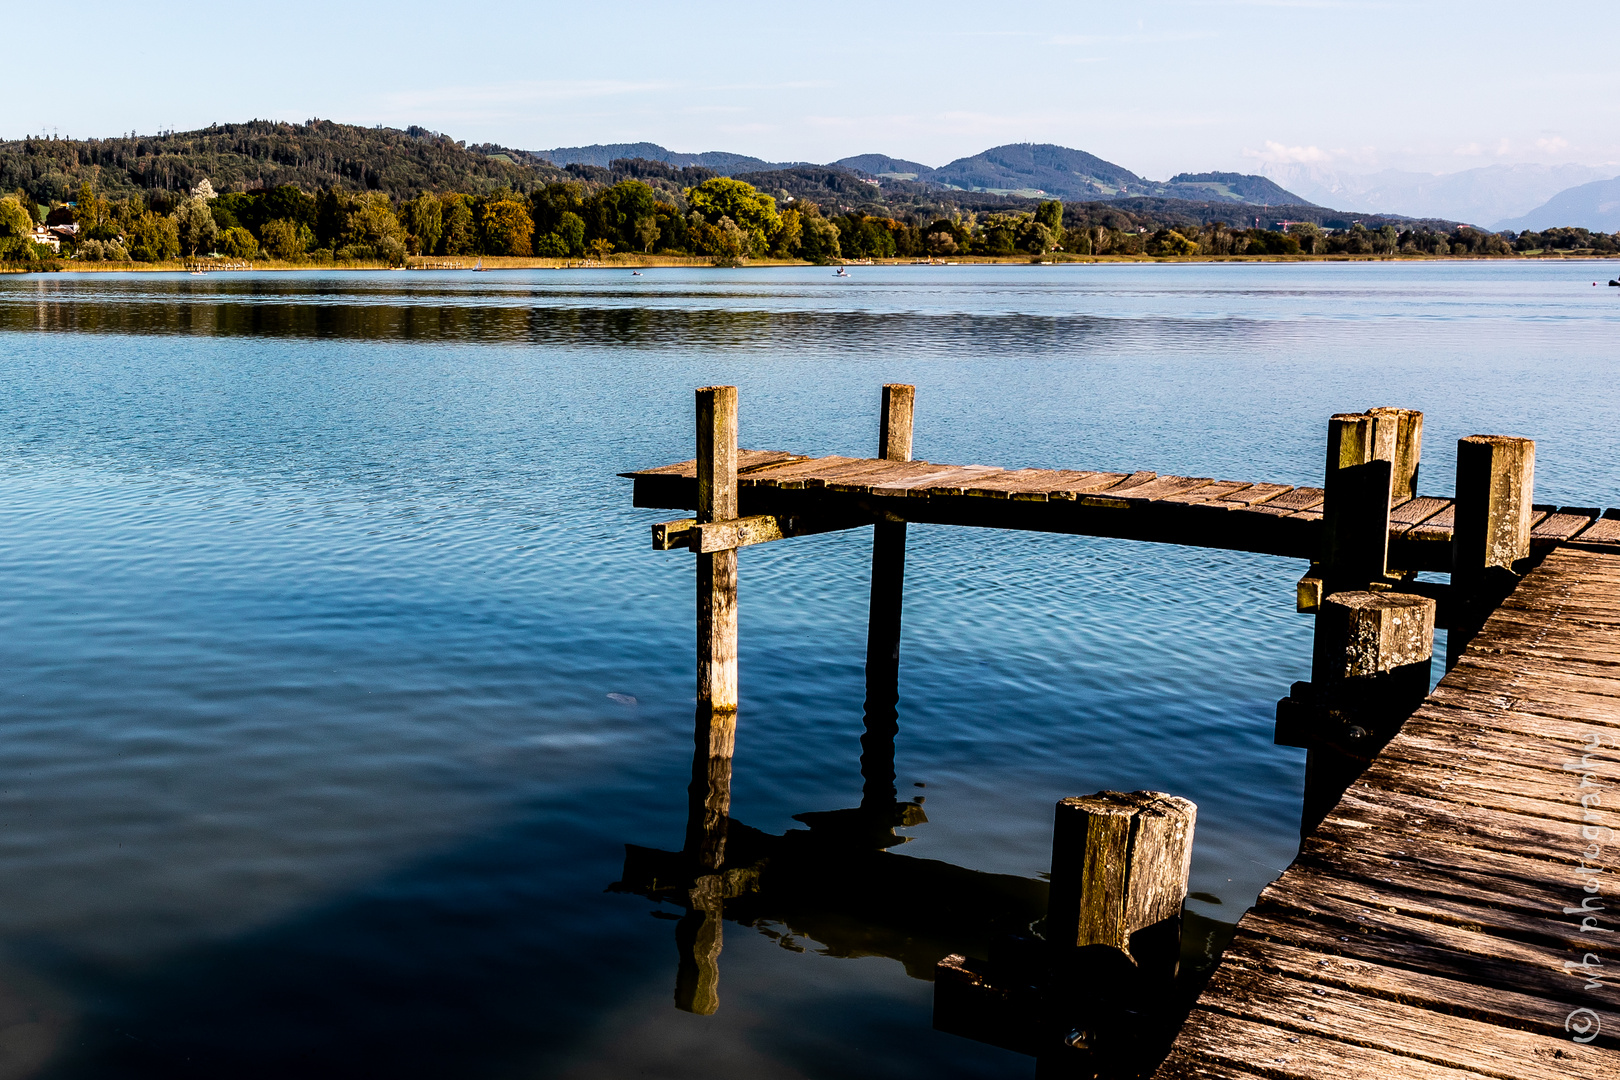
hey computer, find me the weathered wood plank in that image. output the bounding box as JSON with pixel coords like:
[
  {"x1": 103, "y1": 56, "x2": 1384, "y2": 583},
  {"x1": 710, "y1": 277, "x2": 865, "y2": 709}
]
[
  {"x1": 1080, "y1": 475, "x2": 1214, "y2": 508},
  {"x1": 868, "y1": 464, "x2": 1005, "y2": 496},
  {"x1": 1390, "y1": 496, "x2": 1452, "y2": 533},
  {"x1": 1572, "y1": 512, "x2": 1620, "y2": 547},
  {"x1": 960, "y1": 468, "x2": 1112, "y2": 500},
  {"x1": 1406, "y1": 503, "x2": 1457, "y2": 543},
  {"x1": 1162, "y1": 1005, "x2": 1512, "y2": 1079},
  {"x1": 1159, "y1": 480, "x2": 1255, "y2": 506},
  {"x1": 1213, "y1": 482, "x2": 1295, "y2": 507},
  {"x1": 1213, "y1": 933, "x2": 1619, "y2": 1053},
  {"x1": 1193, "y1": 938, "x2": 1615, "y2": 1077}
]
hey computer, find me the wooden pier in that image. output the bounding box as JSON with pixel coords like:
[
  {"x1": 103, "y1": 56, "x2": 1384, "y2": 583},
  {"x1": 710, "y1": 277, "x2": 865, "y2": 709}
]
[
  {"x1": 624, "y1": 385, "x2": 1620, "y2": 1076},
  {"x1": 1155, "y1": 541, "x2": 1620, "y2": 1077}
]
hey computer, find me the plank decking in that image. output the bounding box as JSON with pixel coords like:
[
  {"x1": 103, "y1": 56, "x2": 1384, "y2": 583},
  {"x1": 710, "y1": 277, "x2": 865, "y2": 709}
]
[
  {"x1": 627, "y1": 451, "x2": 1616, "y2": 570},
  {"x1": 1156, "y1": 542, "x2": 1620, "y2": 1078}
]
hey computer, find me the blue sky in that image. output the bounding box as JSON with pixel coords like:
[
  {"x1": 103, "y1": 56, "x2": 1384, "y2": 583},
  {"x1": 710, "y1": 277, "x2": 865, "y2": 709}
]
[{"x1": 11, "y1": 1, "x2": 1618, "y2": 178}]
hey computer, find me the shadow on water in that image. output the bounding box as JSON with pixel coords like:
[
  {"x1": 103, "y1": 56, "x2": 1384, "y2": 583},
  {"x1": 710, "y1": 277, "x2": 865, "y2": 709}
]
[{"x1": 611, "y1": 675, "x2": 1239, "y2": 1079}]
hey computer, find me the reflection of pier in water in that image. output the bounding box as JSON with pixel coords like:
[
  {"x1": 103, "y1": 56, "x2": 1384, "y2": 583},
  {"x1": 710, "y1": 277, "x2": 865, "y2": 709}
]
[{"x1": 611, "y1": 693, "x2": 1232, "y2": 1070}]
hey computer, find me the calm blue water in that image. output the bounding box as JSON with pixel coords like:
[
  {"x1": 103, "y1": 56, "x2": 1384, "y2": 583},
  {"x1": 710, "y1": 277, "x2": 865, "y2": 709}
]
[{"x1": 0, "y1": 262, "x2": 1616, "y2": 1077}]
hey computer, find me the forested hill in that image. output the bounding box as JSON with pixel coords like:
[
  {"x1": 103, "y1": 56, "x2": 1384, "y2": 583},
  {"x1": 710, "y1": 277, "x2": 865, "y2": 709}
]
[{"x1": 0, "y1": 120, "x2": 564, "y2": 204}]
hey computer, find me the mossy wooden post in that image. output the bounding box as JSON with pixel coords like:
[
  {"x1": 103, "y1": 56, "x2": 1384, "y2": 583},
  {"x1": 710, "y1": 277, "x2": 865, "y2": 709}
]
[
  {"x1": 1448, "y1": 435, "x2": 1535, "y2": 667},
  {"x1": 1291, "y1": 590, "x2": 1437, "y2": 833},
  {"x1": 1046, "y1": 791, "x2": 1196, "y2": 990},
  {"x1": 861, "y1": 383, "x2": 914, "y2": 811},
  {"x1": 1366, "y1": 406, "x2": 1423, "y2": 505},
  {"x1": 1319, "y1": 413, "x2": 1393, "y2": 594},
  {"x1": 686, "y1": 386, "x2": 739, "y2": 872}
]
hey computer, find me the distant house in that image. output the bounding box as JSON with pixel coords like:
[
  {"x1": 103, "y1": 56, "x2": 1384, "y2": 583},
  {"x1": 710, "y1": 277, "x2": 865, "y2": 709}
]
[{"x1": 30, "y1": 225, "x2": 60, "y2": 252}]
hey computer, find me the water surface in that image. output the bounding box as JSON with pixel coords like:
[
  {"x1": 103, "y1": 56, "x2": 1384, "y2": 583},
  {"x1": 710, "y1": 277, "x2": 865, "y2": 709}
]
[{"x1": 1, "y1": 262, "x2": 1615, "y2": 1077}]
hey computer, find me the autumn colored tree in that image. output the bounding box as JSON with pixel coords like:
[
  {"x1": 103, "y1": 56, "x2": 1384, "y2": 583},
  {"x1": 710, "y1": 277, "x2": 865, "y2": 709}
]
[{"x1": 479, "y1": 198, "x2": 534, "y2": 256}]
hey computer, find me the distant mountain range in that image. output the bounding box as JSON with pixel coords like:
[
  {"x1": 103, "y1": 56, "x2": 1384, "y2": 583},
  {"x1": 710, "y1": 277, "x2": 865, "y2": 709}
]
[
  {"x1": 1495, "y1": 177, "x2": 1620, "y2": 233},
  {"x1": 1258, "y1": 162, "x2": 1620, "y2": 229},
  {"x1": 533, "y1": 141, "x2": 1312, "y2": 207}
]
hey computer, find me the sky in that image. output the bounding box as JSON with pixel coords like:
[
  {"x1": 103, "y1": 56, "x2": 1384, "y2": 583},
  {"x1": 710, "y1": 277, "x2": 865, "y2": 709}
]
[{"x1": 9, "y1": 0, "x2": 1620, "y2": 180}]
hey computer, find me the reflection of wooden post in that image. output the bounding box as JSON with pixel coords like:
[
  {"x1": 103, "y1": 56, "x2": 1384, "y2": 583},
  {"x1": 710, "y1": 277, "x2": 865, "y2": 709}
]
[
  {"x1": 1296, "y1": 590, "x2": 1436, "y2": 833},
  {"x1": 1047, "y1": 791, "x2": 1196, "y2": 985},
  {"x1": 674, "y1": 876, "x2": 723, "y2": 1015},
  {"x1": 686, "y1": 387, "x2": 739, "y2": 870},
  {"x1": 861, "y1": 384, "x2": 914, "y2": 810},
  {"x1": 1448, "y1": 435, "x2": 1534, "y2": 667}
]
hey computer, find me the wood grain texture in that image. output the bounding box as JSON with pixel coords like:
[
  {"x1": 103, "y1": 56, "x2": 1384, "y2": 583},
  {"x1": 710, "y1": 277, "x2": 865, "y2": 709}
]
[{"x1": 1154, "y1": 545, "x2": 1620, "y2": 1078}]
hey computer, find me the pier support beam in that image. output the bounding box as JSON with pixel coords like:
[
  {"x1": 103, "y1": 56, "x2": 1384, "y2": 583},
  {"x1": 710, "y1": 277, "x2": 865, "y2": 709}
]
[
  {"x1": 1448, "y1": 434, "x2": 1535, "y2": 667},
  {"x1": 1320, "y1": 412, "x2": 1394, "y2": 593},
  {"x1": 1366, "y1": 406, "x2": 1424, "y2": 505},
  {"x1": 934, "y1": 790, "x2": 1197, "y2": 1068},
  {"x1": 1047, "y1": 790, "x2": 1197, "y2": 986},
  {"x1": 861, "y1": 384, "x2": 914, "y2": 811},
  {"x1": 1282, "y1": 590, "x2": 1437, "y2": 833}
]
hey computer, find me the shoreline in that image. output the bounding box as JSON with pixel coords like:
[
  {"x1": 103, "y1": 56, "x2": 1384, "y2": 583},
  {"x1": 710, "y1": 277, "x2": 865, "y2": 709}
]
[{"x1": 10, "y1": 251, "x2": 1619, "y2": 274}]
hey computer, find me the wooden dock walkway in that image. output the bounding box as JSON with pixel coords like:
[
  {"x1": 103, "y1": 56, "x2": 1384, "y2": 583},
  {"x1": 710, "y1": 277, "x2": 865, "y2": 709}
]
[
  {"x1": 625, "y1": 386, "x2": 1620, "y2": 1074},
  {"x1": 628, "y1": 450, "x2": 1615, "y2": 571},
  {"x1": 1156, "y1": 541, "x2": 1620, "y2": 1079}
]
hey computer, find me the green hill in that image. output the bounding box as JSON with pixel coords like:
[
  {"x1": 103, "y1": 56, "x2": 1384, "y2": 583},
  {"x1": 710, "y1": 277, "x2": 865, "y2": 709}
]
[{"x1": 0, "y1": 120, "x2": 560, "y2": 204}]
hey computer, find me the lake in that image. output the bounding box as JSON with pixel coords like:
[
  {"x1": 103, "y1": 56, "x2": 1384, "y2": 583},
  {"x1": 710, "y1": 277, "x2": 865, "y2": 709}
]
[{"x1": 1, "y1": 261, "x2": 1616, "y2": 1078}]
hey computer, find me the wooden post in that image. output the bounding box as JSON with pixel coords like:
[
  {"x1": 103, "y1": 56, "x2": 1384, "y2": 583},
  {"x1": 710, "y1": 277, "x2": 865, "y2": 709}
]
[
  {"x1": 861, "y1": 384, "x2": 914, "y2": 810},
  {"x1": 686, "y1": 387, "x2": 739, "y2": 871},
  {"x1": 1290, "y1": 590, "x2": 1437, "y2": 833},
  {"x1": 1448, "y1": 435, "x2": 1534, "y2": 667},
  {"x1": 696, "y1": 386, "x2": 739, "y2": 713},
  {"x1": 1046, "y1": 791, "x2": 1196, "y2": 985},
  {"x1": 1366, "y1": 406, "x2": 1423, "y2": 505},
  {"x1": 1319, "y1": 413, "x2": 1393, "y2": 593}
]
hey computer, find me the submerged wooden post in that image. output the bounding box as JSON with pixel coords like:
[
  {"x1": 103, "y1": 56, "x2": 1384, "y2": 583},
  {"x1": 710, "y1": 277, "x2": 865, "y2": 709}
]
[
  {"x1": 1449, "y1": 435, "x2": 1535, "y2": 666},
  {"x1": 861, "y1": 384, "x2": 914, "y2": 810},
  {"x1": 1046, "y1": 791, "x2": 1196, "y2": 985},
  {"x1": 1288, "y1": 590, "x2": 1437, "y2": 833}
]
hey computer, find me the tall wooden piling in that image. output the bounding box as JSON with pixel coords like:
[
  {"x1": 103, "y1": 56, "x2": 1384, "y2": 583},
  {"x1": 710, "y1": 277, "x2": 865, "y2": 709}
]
[
  {"x1": 686, "y1": 387, "x2": 739, "y2": 871},
  {"x1": 1447, "y1": 435, "x2": 1534, "y2": 667},
  {"x1": 861, "y1": 384, "x2": 914, "y2": 810},
  {"x1": 696, "y1": 385, "x2": 739, "y2": 713},
  {"x1": 1294, "y1": 590, "x2": 1436, "y2": 832},
  {"x1": 1319, "y1": 413, "x2": 1394, "y2": 593},
  {"x1": 1366, "y1": 406, "x2": 1423, "y2": 505}
]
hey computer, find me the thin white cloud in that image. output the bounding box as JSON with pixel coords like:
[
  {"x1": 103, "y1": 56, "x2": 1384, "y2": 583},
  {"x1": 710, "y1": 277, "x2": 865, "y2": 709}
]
[{"x1": 1244, "y1": 140, "x2": 1333, "y2": 164}]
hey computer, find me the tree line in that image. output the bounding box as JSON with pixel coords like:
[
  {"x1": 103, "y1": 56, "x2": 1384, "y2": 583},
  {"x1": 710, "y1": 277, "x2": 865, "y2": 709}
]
[{"x1": 4, "y1": 171, "x2": 1618, "y2": 267}]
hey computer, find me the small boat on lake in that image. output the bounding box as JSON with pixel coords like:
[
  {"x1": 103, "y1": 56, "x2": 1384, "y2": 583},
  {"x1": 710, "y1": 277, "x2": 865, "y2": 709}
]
[{"x1": 835, "y1": 266, "x2": 849, "y2": 277}]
